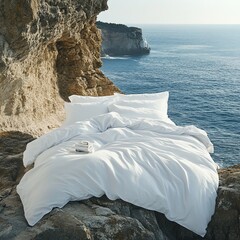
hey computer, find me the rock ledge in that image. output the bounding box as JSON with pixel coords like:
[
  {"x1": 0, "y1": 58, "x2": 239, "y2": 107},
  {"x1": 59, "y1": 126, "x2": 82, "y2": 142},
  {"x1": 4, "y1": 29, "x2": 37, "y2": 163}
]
[{"x1": 0, "y1": 131, "x2": 239, "y2": 240}]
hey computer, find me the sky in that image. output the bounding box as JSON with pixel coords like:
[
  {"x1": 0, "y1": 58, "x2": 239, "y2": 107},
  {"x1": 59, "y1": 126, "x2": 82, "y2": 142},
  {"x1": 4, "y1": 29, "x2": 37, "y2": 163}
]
[{"x1": 98, "y1": 0, "x2": 240, "y2": 25}]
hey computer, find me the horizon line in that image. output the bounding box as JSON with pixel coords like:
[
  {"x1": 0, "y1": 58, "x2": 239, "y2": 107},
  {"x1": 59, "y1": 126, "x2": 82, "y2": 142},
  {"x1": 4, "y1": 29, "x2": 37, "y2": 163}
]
[
  {"x1": 97, "y1": 19, "x2": 240, "y2": 25},
  {"x1": 97, "y1": 21, "x2": 240, "y2": 26}
]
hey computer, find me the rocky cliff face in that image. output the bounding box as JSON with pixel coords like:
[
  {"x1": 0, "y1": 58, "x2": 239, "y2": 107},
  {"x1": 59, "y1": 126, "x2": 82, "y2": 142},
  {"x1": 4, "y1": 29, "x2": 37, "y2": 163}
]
[
  {"x1": 0, "y1": 0, "x2": 120, "y2": 135},
  {"x1": 96, "y1": 21, "x2": 150, "y2": 56},
  {"x1": 0, "y1": 132, "x2": 239, "y2": 240}
]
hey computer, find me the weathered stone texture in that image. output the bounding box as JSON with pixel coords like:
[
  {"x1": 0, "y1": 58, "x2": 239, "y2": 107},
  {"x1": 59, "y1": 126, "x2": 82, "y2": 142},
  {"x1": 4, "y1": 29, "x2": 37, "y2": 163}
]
[
  {"x1": 205, "y1": 166, "x2": 240, "y2": 240},
  {"x1": 0, "y1": 0, "x2": 120, "y2": 135}
]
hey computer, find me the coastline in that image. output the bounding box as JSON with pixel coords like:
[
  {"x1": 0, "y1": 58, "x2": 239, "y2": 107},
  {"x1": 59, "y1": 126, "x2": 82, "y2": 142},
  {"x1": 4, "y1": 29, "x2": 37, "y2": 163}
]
[{"x1": 0, "y1": 1, "x2": 239, "y2": 239}]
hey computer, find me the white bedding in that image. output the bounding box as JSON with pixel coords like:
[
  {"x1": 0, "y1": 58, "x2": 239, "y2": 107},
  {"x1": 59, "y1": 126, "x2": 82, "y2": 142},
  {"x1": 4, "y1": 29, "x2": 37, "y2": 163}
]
[{"x1": 17, "y1": 112, "x2": 218, "y2": 236}]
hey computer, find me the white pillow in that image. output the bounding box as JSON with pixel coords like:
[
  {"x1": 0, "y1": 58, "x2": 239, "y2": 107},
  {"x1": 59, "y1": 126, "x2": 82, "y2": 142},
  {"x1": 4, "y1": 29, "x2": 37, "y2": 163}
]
[
  {"x1": 108, "y1": 104, "x2": 174, "y2": 123},
  {"x1": 113, "y1": 99, "x2": 167, "y2": 116},
  {"x1": 69, "y1": 94, "x2": 117, "y2": 103},
  {"x1": 114, "y1": 91, "x2": 169, "y2": 116},
  {"x1": 63, "y1": 102, "x2": 108, "y2": 126},
  {"x1": 114, "y1": 91, "x2": 169, "y2": 100}
]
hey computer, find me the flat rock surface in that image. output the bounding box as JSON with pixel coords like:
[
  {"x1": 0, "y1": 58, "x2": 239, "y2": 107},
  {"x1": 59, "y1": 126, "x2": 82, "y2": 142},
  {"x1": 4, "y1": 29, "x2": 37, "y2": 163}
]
[{"x1": 0, "y1": 131, "x2": 239, "y2": 240}]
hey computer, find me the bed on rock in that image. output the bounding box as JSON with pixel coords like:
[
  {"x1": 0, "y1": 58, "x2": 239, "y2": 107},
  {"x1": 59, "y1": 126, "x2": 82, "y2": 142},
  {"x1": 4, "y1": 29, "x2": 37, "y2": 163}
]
[{"x1": 17, "y1": 91, "x2": 219, "y2": 237}]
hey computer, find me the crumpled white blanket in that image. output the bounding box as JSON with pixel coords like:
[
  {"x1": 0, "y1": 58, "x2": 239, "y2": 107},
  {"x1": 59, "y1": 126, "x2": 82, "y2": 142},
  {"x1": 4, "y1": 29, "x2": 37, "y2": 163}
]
[{"x1": 17, "y1": 112, "x2": 219, "y2": 237}]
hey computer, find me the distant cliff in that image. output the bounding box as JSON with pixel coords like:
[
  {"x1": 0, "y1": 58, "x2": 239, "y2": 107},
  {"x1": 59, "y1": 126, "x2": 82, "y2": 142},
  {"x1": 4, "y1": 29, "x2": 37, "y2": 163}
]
[{"x1": 97, "y1": 21, "x2": 150, "y2": 56}]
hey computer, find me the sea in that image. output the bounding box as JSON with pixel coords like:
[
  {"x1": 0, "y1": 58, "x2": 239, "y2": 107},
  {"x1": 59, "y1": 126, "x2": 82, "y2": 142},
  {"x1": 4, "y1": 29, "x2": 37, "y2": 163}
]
[{"x1": 101, "y1": 25, "x2": 240, "y2": 167}]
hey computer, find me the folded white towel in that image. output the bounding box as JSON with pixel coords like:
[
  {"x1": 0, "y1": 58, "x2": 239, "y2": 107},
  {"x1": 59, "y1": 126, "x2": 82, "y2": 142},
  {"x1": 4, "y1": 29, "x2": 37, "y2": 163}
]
[{"x1": 75, "y1": 141, "x2": 94, "y2": 153}]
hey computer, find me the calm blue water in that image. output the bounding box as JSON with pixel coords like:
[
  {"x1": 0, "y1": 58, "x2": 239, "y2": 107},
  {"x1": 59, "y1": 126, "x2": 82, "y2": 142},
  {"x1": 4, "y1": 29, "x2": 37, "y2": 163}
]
[{"x1": 101, "y1": 25, "x2": 240, "y2": 167}]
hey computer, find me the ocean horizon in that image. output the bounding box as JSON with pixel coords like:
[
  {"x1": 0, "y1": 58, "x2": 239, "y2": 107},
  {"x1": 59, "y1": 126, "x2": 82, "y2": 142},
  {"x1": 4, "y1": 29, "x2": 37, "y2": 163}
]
[{"x1": 101, "y1": 24, "x2": 240, "y2": 167}]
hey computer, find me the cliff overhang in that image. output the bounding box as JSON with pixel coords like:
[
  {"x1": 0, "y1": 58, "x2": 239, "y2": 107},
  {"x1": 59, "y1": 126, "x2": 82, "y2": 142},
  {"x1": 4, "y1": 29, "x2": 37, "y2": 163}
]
[{"x1": 0, "y1": 0, "x2": 120, "y2": 135}]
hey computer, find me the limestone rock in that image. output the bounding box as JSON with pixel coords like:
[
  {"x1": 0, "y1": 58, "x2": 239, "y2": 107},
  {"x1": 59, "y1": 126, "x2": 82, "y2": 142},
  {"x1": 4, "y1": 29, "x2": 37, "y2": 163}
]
[
  {"x1": 0, "y1": 0, "x2": 120, "y2": 135},
  {"x1": 0, "y1": 131, "x2": 239, "y2": 240},
  {"x1": 205, "y1": 166, "x2": 240, "y2": 240},
  {"x1": 96, "y1": 21, "x2": 151, "y2": 56}
]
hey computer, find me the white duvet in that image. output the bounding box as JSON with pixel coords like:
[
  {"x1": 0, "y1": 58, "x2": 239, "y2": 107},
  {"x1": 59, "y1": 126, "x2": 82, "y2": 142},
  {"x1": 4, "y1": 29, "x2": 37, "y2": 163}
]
[{"x1": 17, "y1": 112, "x2": 219, "y2": 236}]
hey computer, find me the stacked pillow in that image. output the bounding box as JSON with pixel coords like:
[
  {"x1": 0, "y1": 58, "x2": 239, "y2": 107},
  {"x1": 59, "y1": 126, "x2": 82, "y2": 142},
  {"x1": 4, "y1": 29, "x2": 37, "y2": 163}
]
[
  {"x1": 64, "y1": 91, "x2": 173, "y2": 126},
  {"x1": 69, "y1": 94, "x2": 116, "y2": 103},
  {"x1": 63, "y1": 95, "x2": 116, "y2": 126},
  {"x1": 111, "y1": 92, "x2": 169, "y2": 118}
]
